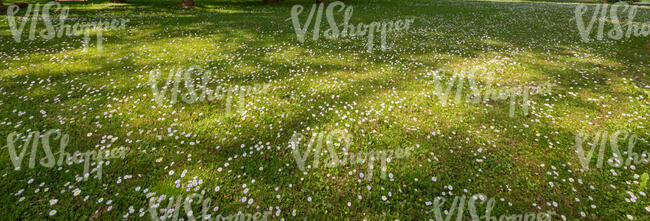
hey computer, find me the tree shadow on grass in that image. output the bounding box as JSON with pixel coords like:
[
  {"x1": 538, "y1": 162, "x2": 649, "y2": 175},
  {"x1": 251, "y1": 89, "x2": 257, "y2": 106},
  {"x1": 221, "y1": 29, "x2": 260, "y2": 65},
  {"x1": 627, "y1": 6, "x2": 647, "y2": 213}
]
[{"x1": 0, "y1": 0, "x2": 648, "y2": 219}]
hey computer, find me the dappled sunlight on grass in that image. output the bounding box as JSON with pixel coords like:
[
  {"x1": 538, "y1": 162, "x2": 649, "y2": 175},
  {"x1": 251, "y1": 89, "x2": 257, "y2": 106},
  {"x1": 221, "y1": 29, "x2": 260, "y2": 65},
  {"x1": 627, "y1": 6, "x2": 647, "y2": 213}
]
[{"x1": 0, "y1": 0, "x2": 648, "y2": 220}]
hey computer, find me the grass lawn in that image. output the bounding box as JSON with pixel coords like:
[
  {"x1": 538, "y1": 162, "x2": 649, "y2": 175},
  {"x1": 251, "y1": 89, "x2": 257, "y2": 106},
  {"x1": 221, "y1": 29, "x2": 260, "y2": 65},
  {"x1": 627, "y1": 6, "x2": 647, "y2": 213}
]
[{"x1": 0, "y1": 0, "x2": 649, "y2": 220}]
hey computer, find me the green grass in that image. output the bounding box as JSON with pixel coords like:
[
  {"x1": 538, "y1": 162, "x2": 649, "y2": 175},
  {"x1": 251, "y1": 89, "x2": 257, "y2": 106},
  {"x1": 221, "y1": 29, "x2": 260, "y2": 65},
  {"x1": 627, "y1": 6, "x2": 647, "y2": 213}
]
[{"x1": 0, "y1": 0, "x2": 649, "y2": 220}]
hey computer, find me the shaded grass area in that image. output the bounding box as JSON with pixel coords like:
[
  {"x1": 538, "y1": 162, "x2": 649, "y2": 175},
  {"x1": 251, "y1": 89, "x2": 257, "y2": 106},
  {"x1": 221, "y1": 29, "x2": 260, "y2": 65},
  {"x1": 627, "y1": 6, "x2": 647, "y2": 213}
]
[{"x1": 0, "y1": 0, "x2": 649, "y2": 220}]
